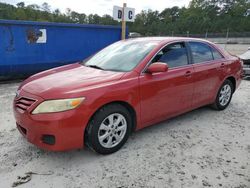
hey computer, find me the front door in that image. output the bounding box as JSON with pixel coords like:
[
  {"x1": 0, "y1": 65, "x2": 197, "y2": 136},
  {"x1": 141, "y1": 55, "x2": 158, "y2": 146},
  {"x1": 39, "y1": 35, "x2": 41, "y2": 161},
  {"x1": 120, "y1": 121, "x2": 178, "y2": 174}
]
[{"x1": 139, "y1": 42, "x2": 194, "y2": 127}]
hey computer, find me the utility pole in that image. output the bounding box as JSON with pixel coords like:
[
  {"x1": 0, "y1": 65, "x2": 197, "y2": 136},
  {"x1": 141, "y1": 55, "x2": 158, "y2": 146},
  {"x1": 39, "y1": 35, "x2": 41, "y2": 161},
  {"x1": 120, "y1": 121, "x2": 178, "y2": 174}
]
[
  {"x1": 121, "y1": 3, "x2": 127, "y2": 40},
  {"x1": 226, "y1": 28, "x2": 229, "y2": 42},
  {"x1": 205, "y1": 29, "x2": 208, "y2": 39}
]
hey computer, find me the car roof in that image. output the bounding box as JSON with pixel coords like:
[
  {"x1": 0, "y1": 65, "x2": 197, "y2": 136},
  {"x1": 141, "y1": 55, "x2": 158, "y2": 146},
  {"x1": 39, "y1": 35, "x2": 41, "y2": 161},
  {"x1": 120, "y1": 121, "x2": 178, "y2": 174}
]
[
  {"x1": 126, "y1": 37, "x2": 212, "y2": 45},
  {"x1": 125, "y1": 37, "x2": 230, "y2": 59}
]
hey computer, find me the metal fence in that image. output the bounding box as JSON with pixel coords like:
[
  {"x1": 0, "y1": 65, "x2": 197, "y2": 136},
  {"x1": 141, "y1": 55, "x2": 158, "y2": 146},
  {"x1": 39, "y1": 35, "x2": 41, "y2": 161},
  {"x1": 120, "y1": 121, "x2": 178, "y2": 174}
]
[
  {"x1": 173, "y1": 31, "x2": 250, "y2": 38},
  {"x1": 170, "y1": 31, "x2": 250, "y2": 44}
]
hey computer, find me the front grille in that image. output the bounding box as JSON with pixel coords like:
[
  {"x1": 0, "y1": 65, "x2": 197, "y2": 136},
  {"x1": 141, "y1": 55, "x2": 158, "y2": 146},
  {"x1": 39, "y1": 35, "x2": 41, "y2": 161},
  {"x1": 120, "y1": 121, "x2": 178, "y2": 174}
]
[
  {"x1": 243, "y1": 64, "x2": 250, "y2": 68},
  {"x1": 15, "y1": 97, "x2": 36, "y2": 112}
]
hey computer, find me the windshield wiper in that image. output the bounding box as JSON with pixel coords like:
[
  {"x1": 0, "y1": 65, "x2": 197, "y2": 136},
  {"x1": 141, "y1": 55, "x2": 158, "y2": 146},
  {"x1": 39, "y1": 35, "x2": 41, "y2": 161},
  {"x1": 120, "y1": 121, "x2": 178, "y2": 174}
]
[{"x1": 86, "y1": 65, "x2": 104, "y2": 70}]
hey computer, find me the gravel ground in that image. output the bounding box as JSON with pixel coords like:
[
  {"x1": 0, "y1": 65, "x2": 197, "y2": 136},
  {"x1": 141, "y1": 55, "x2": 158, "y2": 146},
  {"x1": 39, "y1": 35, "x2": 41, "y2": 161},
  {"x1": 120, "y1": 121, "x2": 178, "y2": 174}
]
[
  {"x1": 0, "y1": 80, "x2": 250, "y2": 188},
  {"x1": 219, "y1": 44, "x2": 249, "y2": 55}
]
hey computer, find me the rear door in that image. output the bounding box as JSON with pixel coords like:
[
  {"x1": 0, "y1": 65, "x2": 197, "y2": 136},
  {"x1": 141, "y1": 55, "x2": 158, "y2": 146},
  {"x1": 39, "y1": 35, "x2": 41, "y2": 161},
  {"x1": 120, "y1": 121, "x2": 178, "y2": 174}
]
[{"x1": 188, "y1": 41, "x2": 225, "y2": 108}]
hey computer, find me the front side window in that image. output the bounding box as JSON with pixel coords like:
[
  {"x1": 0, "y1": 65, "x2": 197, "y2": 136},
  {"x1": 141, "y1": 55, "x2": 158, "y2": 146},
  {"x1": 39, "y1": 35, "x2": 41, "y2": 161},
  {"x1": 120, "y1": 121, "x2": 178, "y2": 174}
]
[
  {"x1": 189, "y1": 42, "x2": 213, "y2": 63},
  {"x1": 152, "y1": 42, "x2": 189, "y2": 68},
  {"x1": 83, "y1": 40, "x2": 158, "y2": 72}
]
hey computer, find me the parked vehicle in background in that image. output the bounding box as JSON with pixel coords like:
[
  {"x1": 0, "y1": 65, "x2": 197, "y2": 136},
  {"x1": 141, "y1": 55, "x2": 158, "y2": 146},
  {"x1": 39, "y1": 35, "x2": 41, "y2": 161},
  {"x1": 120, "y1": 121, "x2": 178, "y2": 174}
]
[
  {"x1": 13, "y1": 37, "x2": 243, "y2": 154},
  {"x1": 239, "y1": 47, "x2": 250, "y2": 77},
  {"x1": 129, "y1": 32, "x2": 141, "y2": 38}
]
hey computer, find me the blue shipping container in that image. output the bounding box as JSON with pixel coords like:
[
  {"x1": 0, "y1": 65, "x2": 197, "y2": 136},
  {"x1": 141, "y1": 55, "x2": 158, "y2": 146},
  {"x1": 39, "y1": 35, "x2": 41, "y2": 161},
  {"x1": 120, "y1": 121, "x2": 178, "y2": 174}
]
[{"x1": 0, "y1": 19, "x2": 126, "y2": 80}]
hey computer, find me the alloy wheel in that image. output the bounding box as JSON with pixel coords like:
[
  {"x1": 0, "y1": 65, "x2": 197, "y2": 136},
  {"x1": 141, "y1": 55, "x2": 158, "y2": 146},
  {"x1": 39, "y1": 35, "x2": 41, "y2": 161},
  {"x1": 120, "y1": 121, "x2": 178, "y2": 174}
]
[
  {"x1": 98, "y1": 113, "x2": 127, "y2": 148},
  {"x1": 219, "y1": 84, "x2": 232, "y2": 106}
]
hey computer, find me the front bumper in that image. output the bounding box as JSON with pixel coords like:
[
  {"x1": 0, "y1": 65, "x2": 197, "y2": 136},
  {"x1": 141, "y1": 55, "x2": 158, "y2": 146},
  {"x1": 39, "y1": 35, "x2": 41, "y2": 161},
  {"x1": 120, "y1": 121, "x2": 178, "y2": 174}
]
[
  {"x1": 243, "y1": 66, "x2": 250, "y2": 76},
  {"x1": 243, "y1": 61, "x2": 250, "y2": 76},
  {"x1": 13, "y1": 90, "x2": 89, "y2": 151}
]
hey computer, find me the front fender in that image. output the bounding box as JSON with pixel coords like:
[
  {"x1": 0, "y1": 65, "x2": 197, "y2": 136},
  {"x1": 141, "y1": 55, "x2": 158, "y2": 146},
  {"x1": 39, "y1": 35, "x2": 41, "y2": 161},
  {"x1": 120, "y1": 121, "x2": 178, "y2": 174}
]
[{"x1": 78, "y1": 77, "x2": 141, "y2": 131}]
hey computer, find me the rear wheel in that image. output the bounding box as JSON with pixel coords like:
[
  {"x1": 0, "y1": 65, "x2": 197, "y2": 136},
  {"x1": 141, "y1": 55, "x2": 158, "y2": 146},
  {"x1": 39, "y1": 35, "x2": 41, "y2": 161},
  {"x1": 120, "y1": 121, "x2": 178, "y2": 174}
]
[
  {"x1": 85, "y1": 104, "x2": 132, "y2": 154},
  {"x1": 212, "y1": 79, "x2": 233, "y2": 110}
]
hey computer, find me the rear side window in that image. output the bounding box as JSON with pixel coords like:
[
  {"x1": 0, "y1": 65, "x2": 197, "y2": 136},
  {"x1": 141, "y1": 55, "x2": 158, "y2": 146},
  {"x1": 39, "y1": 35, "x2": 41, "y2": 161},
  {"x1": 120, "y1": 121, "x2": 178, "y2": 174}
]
[
  {"x1": 152, "y1": 42, "x2": 189, "y2": 68},
  {"x1": 189, "y1": 42, "x2": 213, "y2": 63},
  {"x1": 211, "y1": 47, "x2": 224, "y2": 60}
]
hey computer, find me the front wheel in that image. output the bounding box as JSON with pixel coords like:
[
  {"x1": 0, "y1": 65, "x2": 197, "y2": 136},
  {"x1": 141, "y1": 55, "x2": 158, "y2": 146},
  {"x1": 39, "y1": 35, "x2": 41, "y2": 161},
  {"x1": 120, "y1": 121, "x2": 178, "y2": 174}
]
[
  {"x1": 212, "y1": 79, "x2": 233, "y2": 110},
  {"x1": 85, "y1": 104, "x2": 132, "y2": 154}
]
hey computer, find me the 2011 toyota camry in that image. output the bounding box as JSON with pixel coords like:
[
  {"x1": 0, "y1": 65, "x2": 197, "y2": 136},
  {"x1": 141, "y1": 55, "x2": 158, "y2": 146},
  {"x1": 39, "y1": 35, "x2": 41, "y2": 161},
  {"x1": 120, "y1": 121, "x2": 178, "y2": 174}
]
[{"x1": 13, "y1": 37, "x2": 243, "y2": 154}]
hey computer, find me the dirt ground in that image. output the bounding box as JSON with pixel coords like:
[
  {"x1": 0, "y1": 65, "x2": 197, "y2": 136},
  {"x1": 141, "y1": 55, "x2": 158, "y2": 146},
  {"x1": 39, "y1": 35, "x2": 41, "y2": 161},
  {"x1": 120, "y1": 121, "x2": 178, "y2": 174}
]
[{"x1": 0, "y1": 80, "x2": 250, "y2": 188}]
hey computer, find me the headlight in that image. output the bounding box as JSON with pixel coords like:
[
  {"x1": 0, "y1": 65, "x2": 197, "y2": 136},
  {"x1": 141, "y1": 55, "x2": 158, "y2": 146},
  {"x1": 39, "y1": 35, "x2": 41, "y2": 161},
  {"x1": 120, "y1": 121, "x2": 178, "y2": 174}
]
[{"x1": 32, "y1": 97, "x2": 85, "y2": 114}]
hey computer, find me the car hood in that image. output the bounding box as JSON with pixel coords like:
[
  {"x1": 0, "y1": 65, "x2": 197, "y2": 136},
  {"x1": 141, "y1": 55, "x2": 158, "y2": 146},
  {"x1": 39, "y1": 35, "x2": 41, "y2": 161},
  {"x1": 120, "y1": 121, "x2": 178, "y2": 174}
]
[
  {"x1": 20, "y1": 63, "x2": 125, "y2": 99},
  {"x1": 239, "y1": 48, "x2": 250, "y2": 60}
]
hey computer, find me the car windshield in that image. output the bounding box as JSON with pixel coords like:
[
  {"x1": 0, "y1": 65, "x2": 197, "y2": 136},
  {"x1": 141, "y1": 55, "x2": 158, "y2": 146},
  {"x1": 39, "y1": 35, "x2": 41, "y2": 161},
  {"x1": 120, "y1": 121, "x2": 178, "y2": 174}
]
[{"x1": 83, "y1": 40, "x2": 158, "y2": 72}]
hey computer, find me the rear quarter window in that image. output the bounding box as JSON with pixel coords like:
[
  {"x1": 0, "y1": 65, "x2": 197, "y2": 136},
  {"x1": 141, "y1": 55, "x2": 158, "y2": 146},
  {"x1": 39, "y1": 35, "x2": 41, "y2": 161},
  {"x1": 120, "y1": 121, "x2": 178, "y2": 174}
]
[{"x1": 211, "y1": 47, "x2": 224, "y2": 60}]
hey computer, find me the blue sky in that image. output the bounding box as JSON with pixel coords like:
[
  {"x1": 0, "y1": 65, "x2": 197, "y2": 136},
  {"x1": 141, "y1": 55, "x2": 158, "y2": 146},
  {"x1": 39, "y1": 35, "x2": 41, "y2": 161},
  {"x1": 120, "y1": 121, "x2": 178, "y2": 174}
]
[{"x1": 2, "y1": 0, "x2": 191, "y2": 15}]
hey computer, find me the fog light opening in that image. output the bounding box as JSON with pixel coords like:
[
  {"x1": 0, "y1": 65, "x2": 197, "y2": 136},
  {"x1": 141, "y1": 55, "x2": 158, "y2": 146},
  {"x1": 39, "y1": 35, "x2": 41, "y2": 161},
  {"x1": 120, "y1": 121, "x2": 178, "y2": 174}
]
[
  {"x1": 17, "y1": 123, "x2": 27, "y2": 135},
  {"x1": 42, "y1": 135, "x2": 55, "y2": 145}
]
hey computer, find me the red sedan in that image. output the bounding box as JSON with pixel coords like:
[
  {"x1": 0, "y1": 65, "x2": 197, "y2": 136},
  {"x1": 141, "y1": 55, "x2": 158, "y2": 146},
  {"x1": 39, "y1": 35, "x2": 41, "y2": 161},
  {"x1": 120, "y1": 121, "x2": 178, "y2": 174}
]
[{"x1": 13, "y1": 37, "x2": 243, "y2": 154}]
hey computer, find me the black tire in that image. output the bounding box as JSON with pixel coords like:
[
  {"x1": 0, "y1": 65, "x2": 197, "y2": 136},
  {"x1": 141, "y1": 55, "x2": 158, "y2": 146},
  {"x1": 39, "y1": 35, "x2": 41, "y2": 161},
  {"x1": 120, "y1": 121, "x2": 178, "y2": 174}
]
[
  {"x1": 211, "y1": 79, "x2": 233, "y2": 110},
  {"x1": 85, "y1": 104, "x2": 132, "y2": 154}
]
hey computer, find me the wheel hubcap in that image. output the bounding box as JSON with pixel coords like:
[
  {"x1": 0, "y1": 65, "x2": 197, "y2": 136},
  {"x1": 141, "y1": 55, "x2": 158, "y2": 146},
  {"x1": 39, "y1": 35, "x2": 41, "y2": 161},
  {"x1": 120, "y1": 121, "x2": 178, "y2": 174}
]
[
  {"x1": 98, "y1": 113, "x2": 127, "y2": 148},
  {"x1": 219, "y1": 84, "x2": 232, "y2": 106}
]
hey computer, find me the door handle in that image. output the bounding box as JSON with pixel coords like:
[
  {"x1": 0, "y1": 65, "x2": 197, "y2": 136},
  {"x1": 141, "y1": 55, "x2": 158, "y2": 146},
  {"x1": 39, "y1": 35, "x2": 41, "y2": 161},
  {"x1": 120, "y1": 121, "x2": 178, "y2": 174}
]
[
  {"x1": 185, "y1": 71, "x2": 192, "y2": 77},
  {"x1": 220, "y1": 63, "x2": 225, "y2": 68}
]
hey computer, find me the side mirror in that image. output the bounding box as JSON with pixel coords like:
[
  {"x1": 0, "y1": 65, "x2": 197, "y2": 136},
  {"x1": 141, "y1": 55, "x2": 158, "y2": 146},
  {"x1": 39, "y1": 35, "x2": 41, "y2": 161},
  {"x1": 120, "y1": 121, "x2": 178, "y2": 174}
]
[{"x1": 146, "y1": 62, "x2": 168, "y2": 74}]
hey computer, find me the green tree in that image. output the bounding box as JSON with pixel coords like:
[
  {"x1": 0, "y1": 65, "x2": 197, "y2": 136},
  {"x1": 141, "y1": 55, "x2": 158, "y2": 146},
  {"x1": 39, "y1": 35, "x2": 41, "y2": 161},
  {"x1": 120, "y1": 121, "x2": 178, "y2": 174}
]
[
  {"x1": 0, "y1": 1, "x2": 249, "y2": 36},
  {"x1": 16, "y1": 2, "x2": 25, "y2": 8}
]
